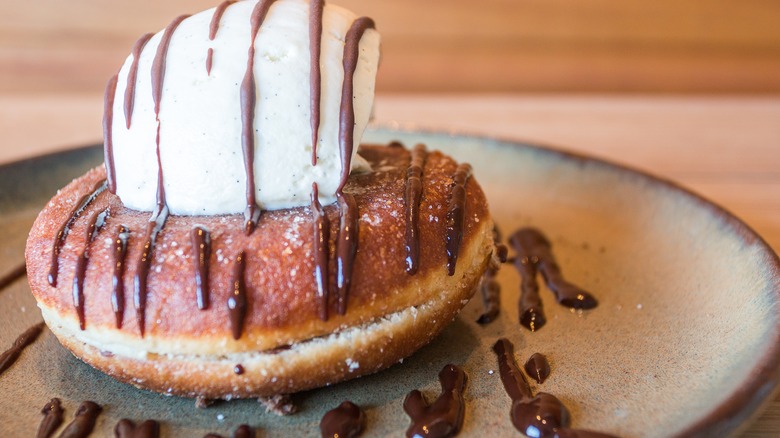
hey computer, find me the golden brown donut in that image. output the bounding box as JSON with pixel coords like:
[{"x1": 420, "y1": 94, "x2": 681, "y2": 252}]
[{"x1": 26, "y1": 143, "x2": 495, "y2": 399}]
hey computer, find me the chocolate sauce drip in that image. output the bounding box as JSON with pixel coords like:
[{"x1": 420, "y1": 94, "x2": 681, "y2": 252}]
[
  {"x1": 445, "y1": 163, "x2": 472, "y2": 276},
  {"x1": 477, "y1": 227, "x2": 508, "y2": 324},
  {"x1": 48, "y1": 180, "x2": 107, "y2": 287},
  {"x1": 240, "y1": 0, "x2": 278, "y2": 234},
  {"x1": 151, "y1": 15, "x2": 188, "y2": 117},
  {"x1": 37, "y1": 398, "x2": 64, "y2": 438},
  {"x1": 404, "y1": 143, "x2": 427, "y2": 275},
  {"x1": 73, "y1": 208, "x2": 109, "y2": 330},
  {"x1": 228, "y1": 251, "x2": 248, "y2": 340},
  {"x1": 234, "y1": 364, "x2": 245, "y2": 375},
  {"x1": 309, "y1": 0, "x2": 325, "y2": 165},
  {"x1": 112, "y1": 225, "x2": 131, "y2": 328},
  {"x1": 320, "y1": 401, "x2": 365, "y2": 438},
  {"x1": 337, "y1": 17, "x2": 374, "y2": 192},
  {"x1": 493, "y1": 339, "x2": 617, "y2": 438},
  {"x1": 335, "y1": 192, "x2": 357, "y2": 315},
  {"x1": 134, "y1": 208, "x2": 168, "y2": 337},
  {"x1": 206, "y1": 1, "x2": 236, "y2": 75},
  {"x1": 115, "y1": 419, "x2": 160, "y2": 438},
  {"x1": 124, "y1": 33, "x2": 154, "y2": 129},
  {"x1": 0, "y1": 322, "x2": 45, "y2": 376},
  {"x1": 0, "y1": 262, "x2": 26, "y2": 292},
  {"x1": 232, "y1": 425, "x2": 255, "y2": 438},
  {"x1": 191, "y1": 226, "x2": 211, "y2": 310},
  {"x1": 508, "y1": 228, "x2": 597, "y2": 332},
  {"x1": 403, "y1": 364, "x2": 467, "y2": 438},
  {"x1": 103, "y1": 75, "x2": 119, "y2": 194},
  {"x1": 57, "y1": 401, "x2": 102, "y2": 438},
  {"x1": 311, "y1": 183, "x2": 330, "y2": 320},
  {"x1": 524, "y1": 353, "x2": 551, "y2": 384}
]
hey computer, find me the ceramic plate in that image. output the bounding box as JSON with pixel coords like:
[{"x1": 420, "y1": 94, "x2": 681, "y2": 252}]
[{"x1": 1, "y1": 128, "x2": 779, "y2": 437}]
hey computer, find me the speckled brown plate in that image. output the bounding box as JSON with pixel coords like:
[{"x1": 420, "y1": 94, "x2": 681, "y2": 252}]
[{"x1": 1, "y1": 128, "x2": 779, "y2": 437}]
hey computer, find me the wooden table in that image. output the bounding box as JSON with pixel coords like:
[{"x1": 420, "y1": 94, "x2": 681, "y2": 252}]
[{"x1": 1, "y1": 94, "x2": 779, "y2": 435}]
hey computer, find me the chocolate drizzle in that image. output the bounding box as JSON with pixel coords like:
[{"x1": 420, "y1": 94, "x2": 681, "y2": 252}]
[
  {"x1": 0, "y1": 262, "x2": 26, "y2": 292},
  {"x1": 58, "y1": 401, "x2": 102, "y2": 438},
  {"x1": 207, "y1": 1, "x2": 237, "y2": 75},
  {"x1": 240, "y1": 0, "x2": 278, "y2": 234},
  {"x1": 124, "y1": 33, "x2": 154, "y2": 129},
  {"x1": 404, "y1": 143, "x2": 427, "y2": 275},
  {"x1": 37, "y1": 398, "x2": 64, "y2": 438},
  {"x1": 320, "y1": 401, "x2": 365, "y2": 438},
  {"x1": 509, "y1": 228, "x2": 597, "y2": 332},
  {"x1": 112, "y1": 225, "x2": 131, "y2": 328},
  {"x1": 0, "y1": 322, "x2": 45, "y2": 376},
  {"x1": 445, "y1": 163, "x2": 472, "y2": 276},
  {"x1": 524, "y1": 353, "x2": 551, "y2": 384},
  {"x1": 48, "y1": 180, "x2": 107, "y2": 287},
  {"x1": 115, "y1": 419, "x2": 160, "y2": 438},
  {"x1": 103, "y1": 75, "x2": 119, "y2": 194},
  {"x1": 191, "y1": 226, "x2": 211, "y2": 310},
  {"x1": 477, "y1": 228, "x2": 508, "y2": 324},
  {"x1": 72, "y1": 208, "x2": 109, "y2": 330},
  {"x1": 403, "y1": 364, "x2": 467, "y2": 438},
  {"x1": 493, "y1": 339, "x2": 617, "y2": 438},
  {"x1": 311, "y1": 183, "x2": 330, "y2": 320},
  {"x1": 335, "y1": 193, "x2": 357, "y2": 315},
  {"x1": 309, "y1": 0, "x2": 325, "y2": 165},
  {"x1": 228, "y1": 251, "x2": 248, "y2": 340}
]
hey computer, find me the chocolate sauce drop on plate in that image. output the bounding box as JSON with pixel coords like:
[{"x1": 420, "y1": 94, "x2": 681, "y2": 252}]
[
  {"x1": 0, "y1": 262, "x2": 26, "y2": 292},
  {"x1": 72, "y1": 208, "x2": 109, "y2": 330},
  {"x1": 228, "y1": 251, "x2": 248, "y2": 340},
  {"x1": 191, "y1": 226, "x2": 211, "y2": 310},
  {"x1": 524, "y1": 353, "x2": 551, "y2": 384},
  {"x1": 403, "y1": 364, "x2": 467, "y2": 438},
  {"x1": 111, "y1": 225, "x2": 131, "y2": 328},
  {"x1": 404, "y1": 143, "x2": 427, "y2": 275},
  {"x1": 124, "y1": 33, "x2": 154, "y2": 129},
  {"x1": 311, "y1": 183, "x2": 330, "y2": 320},
  {"x1": 115, "y1": 419, "x2": 160, "y2": 438},
  {"x1": 493, "y1": 339, "x2": 617, "y2": 438},
  {"x1": 445, "y1": 163, "x2": 472, "y2": 276},
  {"x1": 37, "y1": 398, "x2": 64, "y2": 438},
  {"x1": 0, "y1": 322, "x2": 45, "y2": 376},
  {"x1": 232, "y1": 425, "x2": 255, "y2": 438},
  {"x1": 309, "y1": 0, "x2": 325, "y2": 165},
  {"x1": 48, "y1": 180, "x2": 107, "y2": 287},
  {"x1": 320, "y1": 401, "x2": 366, "y2": 438},
  {"x1": 58, "y1": 401, "x2": 102, "y2": 438},
  {"x1": 477, "y1": 227, "x2": 508, "y2": 324}
]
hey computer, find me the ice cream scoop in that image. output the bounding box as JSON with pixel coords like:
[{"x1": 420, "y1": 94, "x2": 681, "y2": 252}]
[{"x1": 104, "y1": 0, "x2": 380, "y2": 216}]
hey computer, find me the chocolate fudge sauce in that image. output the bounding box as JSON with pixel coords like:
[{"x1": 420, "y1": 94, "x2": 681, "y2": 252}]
[
  {"x1": 0, "y1": 262, "x2": 26, "y2": 292},
  {"x1": 134, "y1": 209, "x2": 168, "y2": 337},
  {"x1": 335, "y1": 192, "x2": 358, "y2": 315},
  {"x1": 228, "y1": 251, "x2": 248, "y2": 339},
  {"x1": 524, "y1": 353, "x2": 551, "y2": 384},
  {"x1": 48, "y1": 180, "x2": 107, "y2": 287},
  {"x1": 124, "y1": 33, "x2": 154, "y2": 129},
  {"x1": 477, "y1": 227, "x2": 508, "y2": 325},
  {"x1": 111, "y1": 225, "x2": 131, "y2": 328},
  {"x1": 207, "y1": 1, "x2": 237, "y2": 75},
  {"x1": 57, "y1": 401, "x2": 102, "y2": 438},
  {"x1": 309, "y1": 0, "x2": 325, "y2": 165},
  {"x1": 234, "y1": 364, "x2": 245, "y2": 375},
  {"x1": 445, "y1": 163, "x2": 472, "y2": 276},
  {"x1": 0, "y1": 322, "x2": 45, "y2": 376},
  {"x1": 191, "y1": 226, "x2": 211, "y2": 310},
  {"x1": 232, "y1": 425, "x2": 255, "y2": 438},
  {"x1": 311, "y1": 183, "x2": 331, "y2": 320},
  {"x1": 115, "y1": 419, "x2": 160, "y2": 438},
  {"x1": 36, "y1": 398, "x2": 64, "y2": 438},
  {"x1": 103, "y1": 76, "x2": 119, "y2": 194},
  {"x1": 72, "y1": 208, "x2": 109, "y2": 330},
  {"x1": 404, "y1": 143, "x2": 427, "y2": 275},
  {"x1": 240, "y1": 0, "x2": 278, "y2": 234},
  {"x1": 508, "y1": 228, "x2": 598, "y2": 332},
  {"x1": 320, "y1": 401, "x2": 365, "y2": 438},
  {"x1": 403, "y1": 364, "x2": 467, "y2": 438}
]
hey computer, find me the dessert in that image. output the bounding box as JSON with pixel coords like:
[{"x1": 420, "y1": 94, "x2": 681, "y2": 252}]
[{"x1": 24, "y1": 0, "x2": 495, "y2": 400}]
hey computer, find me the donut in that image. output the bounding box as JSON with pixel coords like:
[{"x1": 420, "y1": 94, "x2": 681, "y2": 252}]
[{"x1": 25, "y1": 143, "x2": 495, "y2": 398}]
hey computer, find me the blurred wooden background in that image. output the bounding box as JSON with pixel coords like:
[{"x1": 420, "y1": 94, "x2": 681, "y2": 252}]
[{"x1": 0, "y1": 0, "x2": 779, "y2": 94}]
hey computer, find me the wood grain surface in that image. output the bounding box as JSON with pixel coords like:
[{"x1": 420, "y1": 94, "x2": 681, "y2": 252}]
[{"x1": 1, "y1": 0, "x2": 779, "y2": 93}]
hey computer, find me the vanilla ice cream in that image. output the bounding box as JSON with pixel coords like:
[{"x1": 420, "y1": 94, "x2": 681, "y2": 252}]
[{"x1": 107, "y1": 0, "x2": 380, "y2": 215}]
